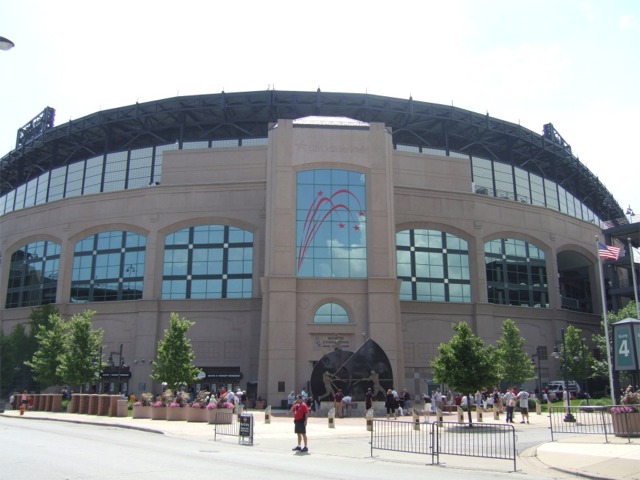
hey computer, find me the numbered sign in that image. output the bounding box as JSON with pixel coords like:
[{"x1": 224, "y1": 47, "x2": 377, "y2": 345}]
[{"x1": 613, "y1": 319, "x2": 640, "y2": 371}]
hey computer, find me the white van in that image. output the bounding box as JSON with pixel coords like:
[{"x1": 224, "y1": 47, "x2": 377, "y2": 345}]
[{"x1": 547, "y1": 381, "x2": 581, "y2": 396}]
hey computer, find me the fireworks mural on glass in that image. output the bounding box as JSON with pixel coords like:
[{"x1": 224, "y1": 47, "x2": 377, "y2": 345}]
[{"x1": 297, "y1": 187, "x2": 366, "y2": 273}]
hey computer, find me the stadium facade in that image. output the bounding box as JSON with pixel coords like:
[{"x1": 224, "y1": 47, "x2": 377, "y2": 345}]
[{"x1": 0, "y1": 90, "x2": 633, "y2": 403}]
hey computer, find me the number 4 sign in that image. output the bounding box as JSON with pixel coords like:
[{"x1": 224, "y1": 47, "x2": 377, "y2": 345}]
[{"x1": 613, "y1": 318, "x2": 640, "y2": 371}]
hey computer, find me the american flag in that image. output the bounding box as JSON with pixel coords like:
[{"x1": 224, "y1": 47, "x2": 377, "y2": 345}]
[{"x1": 598, "y1": 243, "x2": 621, "y2": 260}]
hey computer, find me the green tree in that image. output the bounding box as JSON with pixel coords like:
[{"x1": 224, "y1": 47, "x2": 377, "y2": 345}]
[
  {"x1": 24, "y1": 312, "x2": 68, "y2": 389},
  {"x1": 561, "y1": 325, "x2": 594, "y2": 385},
  {"x1": 0, "y1": 329, "x2": 17, "y2": 397},
  {"x1": 151, "y1": 313, "x2": 200, "y2": 392},
  {"x1": 58, "y1": 310, "x2": 104, "y2": 392},
  {"x1": 495, "y1": 319, "x2": 534, "y2": 387},
  {"x1": 431, "y1": 321, "x2": 500, "y2": 424},
  {"x1": 7, "y1": 305, "x2": 60, "y2": 393}
]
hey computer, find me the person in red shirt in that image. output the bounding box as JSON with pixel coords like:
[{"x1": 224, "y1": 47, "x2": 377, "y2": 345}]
[{"x1": 290, "y1": 394, "x2": 309, "y2": 452}]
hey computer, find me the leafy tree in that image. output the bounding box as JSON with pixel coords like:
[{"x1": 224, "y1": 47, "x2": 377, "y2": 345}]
[
  {"x1": 151, "y1": 312, "x2": 200, "y2": 392},
  {"x1": 0, "y1": 330, "x2": 17, "y2": 397},
  {"x1": 495, "y1": 319, "x2": 534, "y2": 387},
  {"x1": 24, "y1": 312, "x2": 68, "y2": 389},
  {"x1": 5, "y1": 305, "x2": 61, "y2": 393},
  {"x1": 431, "y1": 321, "x2": 500, "y2": 424},
  {"x1": 58, "y1": 310, "x2": 104, "y2": 392},
  {"x1": 561, "y1": 326, "x2": 594, "y2": 385}
]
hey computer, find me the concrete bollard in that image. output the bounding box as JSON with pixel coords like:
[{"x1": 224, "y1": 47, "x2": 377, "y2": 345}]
[
  {"x1": 476, "y1": 405, "x2": 483, "y2": 422},
  {"x1": 536, "y1": 399, "x2": 542, "y2": 415},
  {"x1": 493, "y1": 403, "x2": 499, "y2": 420},
  {"x1": 413, "y1": 410, "x2": 420, "y2": 431},
  {"x1": 264, "y1": 405, "x2": 271, "y2": 424},
  {"x1": 457, "y1": 406, "x2": 465, "y2": 423},
  {"x1": 436, "y1": 408, "x2": 443, "y2": 426},
  {"x1": 365, "y1": 408, "x2": 374, "y2": 431},
  {"x1": 328, "y1": 407, "x2": 335, "y2": 428}
]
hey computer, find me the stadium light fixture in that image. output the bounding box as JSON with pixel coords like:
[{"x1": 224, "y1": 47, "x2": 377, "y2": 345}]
[{"x1": 0, "y1": 36, "x2": 15, "y2": 51}]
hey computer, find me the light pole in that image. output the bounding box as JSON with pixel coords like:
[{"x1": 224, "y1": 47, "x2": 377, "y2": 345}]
[
  {"x1": 531, "y1": 346, "x2": 543, "y2": 395},
  {"x1": 552, "y1": 328, "x2": 576, "y2": 422},
  {"x1": 579, "y1": 338, "x2": 589, "y2": 405},
  {"x1": 108, "y1": 344, "x2": 124, "y2": 394}
]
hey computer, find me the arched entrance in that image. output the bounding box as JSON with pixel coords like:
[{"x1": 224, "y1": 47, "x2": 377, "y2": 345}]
[{"x1": 309, "y1": 338, "x2": 393, "y2": 401}]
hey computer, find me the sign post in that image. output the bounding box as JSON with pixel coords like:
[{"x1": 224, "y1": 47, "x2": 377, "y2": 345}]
[
  {"x1": 613, "y1": 318, "x2": 640, "y2": 392},
  {"x1": 238, "y1": 413, "x2": 254, "y2": 446}
]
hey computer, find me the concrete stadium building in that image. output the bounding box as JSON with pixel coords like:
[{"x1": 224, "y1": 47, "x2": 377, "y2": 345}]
[{"x1": 0, "y1": 90, "x2": 631, "y2": 403}]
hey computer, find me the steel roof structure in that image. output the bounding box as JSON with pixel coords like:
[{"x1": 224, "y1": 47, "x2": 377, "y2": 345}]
[{"x1": 0, "y1": 89, "x2": 625, "y2": 222}]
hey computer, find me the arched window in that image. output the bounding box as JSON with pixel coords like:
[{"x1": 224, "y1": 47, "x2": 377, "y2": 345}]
[
  {"x1": 296, "y1": 168, "x2": 367, "y2": 278},
  {"x1": 396, "y1": 229, "x2": 471, "y2": 302},
  {"x1": 162, "y1": 225, "x2": 253, "y2": 299},
  {"x1": 313, "y1": 302, "x2": 350, "y2": 323},
  {"x1": 485, "y1": 238, "x2": 548, "y2": 307},
  {"x1": 5, "y1": 240, "x2": 60, "y2": 308},
  {"x1": 71, "y1": 231, "x2": 146, "y2": 303}
]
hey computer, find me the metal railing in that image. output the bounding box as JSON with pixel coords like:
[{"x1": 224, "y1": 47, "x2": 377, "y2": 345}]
[
  {"x1": 548, "y1": 404, "x2": 640, "y2": 443},
  {"x1": 371, "y1": 419, "x2": 517, "y2": 471},
  {"x1": 213, "y1": 410, "x2": 240, "y2": 440}
]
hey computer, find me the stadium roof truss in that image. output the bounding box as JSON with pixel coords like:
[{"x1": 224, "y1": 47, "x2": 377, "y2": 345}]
[{"x1": 0, "y1": 90, "x2": 624, "y2": 222}]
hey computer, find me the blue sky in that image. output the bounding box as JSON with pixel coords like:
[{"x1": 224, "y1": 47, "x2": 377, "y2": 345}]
[{"x1": 1, "y1": 0, "x2": 638, "y2": 220}]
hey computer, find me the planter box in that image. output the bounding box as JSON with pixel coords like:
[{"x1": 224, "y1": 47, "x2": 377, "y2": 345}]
[
  {"x1": 612, "y1": 411, "x2": 640, "y2": 437},
  {"x1": 187, "y1": 407, "x2": 209, "y2": 422},
  {"x1": 166, "y1": 406, "x2": 188, "y2": 421},
  {"x1": 208, "y1": 408, "x2": 234, "y2": 424},
  {"x1": 151, "y1": 407, "x2": 167, "y2": 420},
  {"x1": 133, "y1": 405, "x2": 152, "y2": 419}
]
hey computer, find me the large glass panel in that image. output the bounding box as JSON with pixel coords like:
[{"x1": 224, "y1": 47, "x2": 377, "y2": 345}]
[
  {"x1": 544, "y1": 179, "x2": 559, "y2": 211},
  {"x1": 65, "y1": 161, "x2": 85, "y2": 198},
  {"x1": 128, "y1": 148, "x2": 153, "y2": 189},
  {"x1": 396, "y1": 229, "x2": 471, "y2": 302},
  {"x1": 24, "y1": 178, "x2": 37, "y2": 208},
  {"x1": 162, "y1": 225, "x2": 253, "y2": 299},
  {"x1": 558, "y1": 185, "x2": 568, "y2": 214},
  {"x1": 471, "y1": 157, "x2": 493, "y2": 196},
  {"x1": 296, "y1": 169, "x2": 367, "y2": 278},
  {"x1": 514, "y1": 167, "x2": 530, "y2": 204},
  {"x1": 35, "y1": 172, "x2": 50, "y2": 206},
  {"x1": 493, "y1": 162, "x2": 514, "y2": 200},
  {"x1": 484, "y1": 238, "x2": 548, "y2": 307},
  {"x1": 103, "y1": 151, "x2": 128, "y2": 192},
  {"x1": 14, "y1": 184, "x2": 26, "y2": 211},
  {"x1": 70, "y1": 230, "x2": 146, "y2": 303},
  {"x1": 48, "y1": 166, "x2": 66, "y2": 202},
  {"x1": 5, "y1": 240, "x2": 61, "y2": 308},
  {"x1": 530, "y1": 173, "x2": 545, "y2": 207},
  {"x1": 84, "y1": 155, "x2": 104, "y2": 194}
]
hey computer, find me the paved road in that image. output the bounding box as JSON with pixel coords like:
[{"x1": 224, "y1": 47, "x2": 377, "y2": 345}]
[{"x1": 0, "y1": 416, "x2": 561, "y2": 480}]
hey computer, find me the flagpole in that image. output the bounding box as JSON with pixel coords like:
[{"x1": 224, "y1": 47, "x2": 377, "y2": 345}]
[
  {"x1": 628, "y1": 238, "x2": 640, "y2": 319},
  {"x1": 596, "y1": 236, "x2": 617, "y2": 405}
]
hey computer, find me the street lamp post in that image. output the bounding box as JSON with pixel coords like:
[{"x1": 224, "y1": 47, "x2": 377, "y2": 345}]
[
  {"x1": 580, "y1": 339, "x2": 589, "y2": 405},
  {"x1": 108, "y1": 344, "x2": 124, "y2": 394},
  {"x1": 552, "y1": 328, "x2": 576, "y2": 422},
  {"x1": 531, "y1": 347, "x2": 543, "y2": 395}
]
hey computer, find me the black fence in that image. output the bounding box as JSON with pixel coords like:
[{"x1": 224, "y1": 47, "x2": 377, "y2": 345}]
[
  {"x1": 371, "y1": 419, "x2": 517, "y2": 471},
  {"x1": 548, "y1": 405, "x2": 640, "y2": 443}
]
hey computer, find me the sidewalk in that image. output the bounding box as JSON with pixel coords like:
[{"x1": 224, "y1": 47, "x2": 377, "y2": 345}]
[{"x1": 2, "y1": 407, "x2": 640, "y2": 479}]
